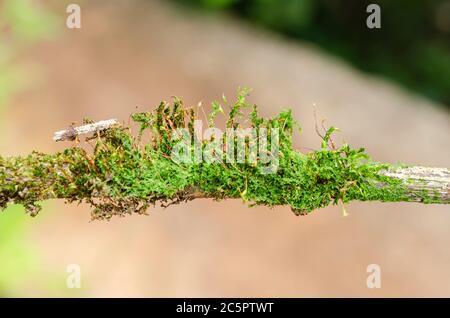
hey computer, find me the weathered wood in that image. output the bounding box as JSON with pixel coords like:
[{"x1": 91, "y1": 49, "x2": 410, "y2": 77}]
[
  {"x1": 53, "y1": 119, "x2": 120, "y2": 142},
  {"x1": 379, "y1": 167, "x2": 450, "y2": 203}
]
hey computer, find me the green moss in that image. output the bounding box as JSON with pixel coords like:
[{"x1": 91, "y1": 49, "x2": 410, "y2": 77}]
[{"x1": 0, "y1": 89, "x2": 426, "y2": 220}]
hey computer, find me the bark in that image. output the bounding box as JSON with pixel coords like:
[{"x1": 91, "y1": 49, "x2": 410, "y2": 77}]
[
  {"x1": 379, "y1": 167, "x2": 450, "y2": 203},
  {"x1": 53, "y1": 119, "x2": 119, "y2": 142}
]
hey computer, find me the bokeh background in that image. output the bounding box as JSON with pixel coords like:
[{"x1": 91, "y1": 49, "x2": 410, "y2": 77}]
[{"x1": 0, "y1": 0, "x2": 449, "y2": 297}]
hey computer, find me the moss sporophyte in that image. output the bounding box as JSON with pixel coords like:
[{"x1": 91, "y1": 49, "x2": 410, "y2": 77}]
[{"x1": 0, "y1": 89, "x2": 448, "y2": 220}]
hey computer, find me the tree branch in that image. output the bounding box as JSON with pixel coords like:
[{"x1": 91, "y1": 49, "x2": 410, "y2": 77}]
[
  {"x1": 379, "y1": 167, "x2": 449, "y2": 203},
  {"x1": 53, "y1": 119, "x2": 119, "y2": 142},
  {"x1": 52, "y1": 120, "x2": 450, "y2": 204},
  {"x1": 1, "y1": 111, "x2": 449, "y2": 219}
]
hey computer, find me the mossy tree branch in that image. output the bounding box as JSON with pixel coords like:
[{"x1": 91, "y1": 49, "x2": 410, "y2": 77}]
[
  {"x1": 379, "y1": 167, "x2": 449, "y2": 203},
  {"x1": 1, "y1": 90, "x2": 448, "y2": 220}
]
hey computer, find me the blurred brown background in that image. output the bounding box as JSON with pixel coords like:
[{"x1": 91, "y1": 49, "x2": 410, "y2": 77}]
[{"x1": 0, "y1": 0, "x2": 449, "y2": 297}]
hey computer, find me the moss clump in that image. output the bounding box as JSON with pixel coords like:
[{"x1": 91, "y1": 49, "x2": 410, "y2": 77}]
[{"x1": 1, "y1": 89, "x2": 414, "y2": 220}]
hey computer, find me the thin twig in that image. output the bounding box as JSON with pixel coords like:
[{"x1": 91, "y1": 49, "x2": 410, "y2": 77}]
[{"x1": 53, "y1": 119, "x2": 120, "y2": 142}]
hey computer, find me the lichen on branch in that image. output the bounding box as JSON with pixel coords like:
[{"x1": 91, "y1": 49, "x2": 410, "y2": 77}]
[{"x1": 0, "y1": 89, "x2": 446, "y2": 220}]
